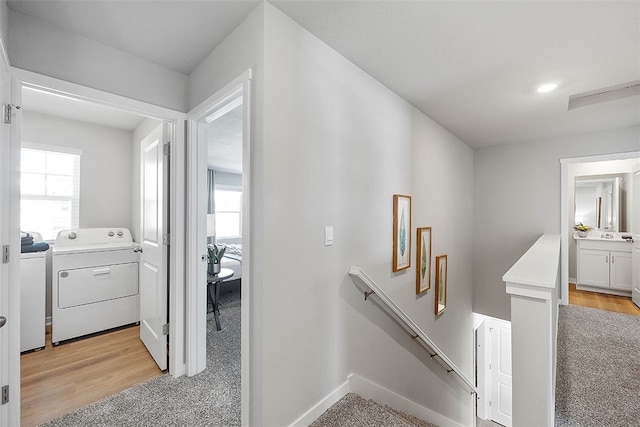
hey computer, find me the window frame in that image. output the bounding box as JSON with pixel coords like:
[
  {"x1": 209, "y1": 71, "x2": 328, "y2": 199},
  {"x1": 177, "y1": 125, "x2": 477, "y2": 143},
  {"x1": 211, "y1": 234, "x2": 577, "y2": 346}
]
[
  {"x1": 20, "y1": 142, "x2": 82, "y2": 242},
  {"x1": 214, "y1": 184, "x2": 242, "y2": 240}
]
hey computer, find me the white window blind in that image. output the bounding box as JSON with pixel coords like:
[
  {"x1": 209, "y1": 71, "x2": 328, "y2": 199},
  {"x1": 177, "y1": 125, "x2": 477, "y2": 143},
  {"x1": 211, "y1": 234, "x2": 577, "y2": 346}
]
[
  {"x1": 20, "y1": 144, "x2": 81, "y2": 241},
  {"x1": 215, "y1": 189, "x2": 242, "y2": 239}
]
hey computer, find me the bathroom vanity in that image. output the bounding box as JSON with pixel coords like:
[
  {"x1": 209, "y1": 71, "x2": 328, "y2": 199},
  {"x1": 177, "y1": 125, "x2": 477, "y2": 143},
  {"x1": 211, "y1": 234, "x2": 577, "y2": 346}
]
[{"x1": 576, "y1": 235, "x2": 632, "y2": 296}]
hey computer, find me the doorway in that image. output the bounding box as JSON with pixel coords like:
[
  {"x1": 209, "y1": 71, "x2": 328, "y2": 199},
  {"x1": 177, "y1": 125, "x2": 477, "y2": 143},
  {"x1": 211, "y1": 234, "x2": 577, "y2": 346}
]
[
  {"x1": 560, "y1": 152, "x2": 640, "y2": 306},
  {"x1": 10, "y1": 71, "x2": 185, "y2": 425},
  {"x1": 475, "y1": 315, "x2": 512, "y2": 427},
  {"x1": 187, "y1": 70, "x2": 252, "y2": 425}
]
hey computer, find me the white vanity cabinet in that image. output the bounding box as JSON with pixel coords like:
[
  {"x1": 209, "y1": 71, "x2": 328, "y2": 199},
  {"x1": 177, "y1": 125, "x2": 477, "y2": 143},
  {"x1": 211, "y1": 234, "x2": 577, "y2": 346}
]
[{"x1": 577, "y1": 239, "x2": 633, "y2": 294}]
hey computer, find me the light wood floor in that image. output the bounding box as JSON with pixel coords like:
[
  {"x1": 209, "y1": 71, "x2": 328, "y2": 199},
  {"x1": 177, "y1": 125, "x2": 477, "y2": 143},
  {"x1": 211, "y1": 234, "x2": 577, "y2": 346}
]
[
  {"x1": 21, "y1": 324, "x2": 163, "y2": 427},
  {"x1": 569, "y1": 283, "x2": 640, "y2": 316}
]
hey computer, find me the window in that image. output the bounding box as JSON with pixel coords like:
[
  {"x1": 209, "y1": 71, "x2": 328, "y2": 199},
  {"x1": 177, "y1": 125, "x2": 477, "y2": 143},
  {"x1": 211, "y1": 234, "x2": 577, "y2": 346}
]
[
  {"x1": 20, "y1": 144, "x2": 81, "y2": 241},
  {"x1": 215, "y1": 188, "x2": 242, "y2": 238}
]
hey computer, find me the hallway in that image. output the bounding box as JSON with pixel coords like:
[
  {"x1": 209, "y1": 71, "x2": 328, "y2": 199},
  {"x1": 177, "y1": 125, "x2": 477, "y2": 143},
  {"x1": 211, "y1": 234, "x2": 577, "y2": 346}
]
[{"x1": 569, "y1": 283, "x2": 640, "y2": 316}]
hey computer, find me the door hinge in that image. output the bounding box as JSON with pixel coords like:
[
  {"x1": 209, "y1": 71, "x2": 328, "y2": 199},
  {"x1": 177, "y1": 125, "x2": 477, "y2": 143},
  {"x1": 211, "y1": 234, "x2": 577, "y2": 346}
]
[
  {"x1": 163, "y1": 142, "x2": 170, "y2": 156},
  {"x1": 162, "y1": 324, "x2": 169, "y2": 335},
  {"x1": 2, "y1": 385, "x2": 8, "y2": 405},
  {"x1": 163, "y1": 234, "x2": 170, "y2": 245},
  {"x1": 3, "y1": 104, "x2": 19, "y2": 124},
  {"x1": 2, "y1": 245, "x2": 9, "y2": 263}
]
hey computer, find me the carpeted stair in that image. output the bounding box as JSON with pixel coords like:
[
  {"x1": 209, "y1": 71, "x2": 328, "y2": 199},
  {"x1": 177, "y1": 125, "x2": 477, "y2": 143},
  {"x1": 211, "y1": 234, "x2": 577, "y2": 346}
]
[{"x1": 310, "y1": 393, "x2": 438, "y2": 427}]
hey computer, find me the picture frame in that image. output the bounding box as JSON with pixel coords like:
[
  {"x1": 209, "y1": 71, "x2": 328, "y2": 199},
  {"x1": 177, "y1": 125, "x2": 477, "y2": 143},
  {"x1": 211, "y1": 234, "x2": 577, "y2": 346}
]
[
  {"x1": 392, "y1": 194, "x2": 412, "y2": 272},
  {"x1": 435, "y1": 255, "x2": 447, "y2": 315},
  {"x1": 416, "y1": 227, "x2": 432, "y2": 294}
]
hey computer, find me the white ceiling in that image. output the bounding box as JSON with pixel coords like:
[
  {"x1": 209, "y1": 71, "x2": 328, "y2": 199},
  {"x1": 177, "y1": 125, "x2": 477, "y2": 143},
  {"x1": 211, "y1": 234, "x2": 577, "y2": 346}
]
[
  {"x1": 205, "y1": 104, "x2": 243, "y2": 173},
  {"x1": 7, "y1": 0, "x2": 261, "y2": 75},
  {"x1": 8, "y1": 0, "x2": 640, "y2": 150}
]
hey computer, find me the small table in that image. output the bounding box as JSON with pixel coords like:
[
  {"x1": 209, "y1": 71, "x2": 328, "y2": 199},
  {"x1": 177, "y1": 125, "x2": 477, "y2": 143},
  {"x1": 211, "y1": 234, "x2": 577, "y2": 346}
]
[{"x1": 207, "y1": 267, "x2": 234, "y2": 331}]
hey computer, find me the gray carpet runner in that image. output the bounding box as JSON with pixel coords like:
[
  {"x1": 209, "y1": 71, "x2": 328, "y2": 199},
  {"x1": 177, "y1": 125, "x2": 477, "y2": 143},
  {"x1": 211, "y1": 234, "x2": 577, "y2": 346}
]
[
  {"x1": 310, "y1": 393, "x2": 438, "y2": 427},
  {"x1": 555, "y1": 304, "x2": 640, "y2": 426}
]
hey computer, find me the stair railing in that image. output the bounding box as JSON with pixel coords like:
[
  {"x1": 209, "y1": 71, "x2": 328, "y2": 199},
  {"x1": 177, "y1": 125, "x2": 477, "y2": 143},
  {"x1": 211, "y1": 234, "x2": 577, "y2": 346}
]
[{"x1": 349, "y1": 265, "x2": 477, "y2": 396}]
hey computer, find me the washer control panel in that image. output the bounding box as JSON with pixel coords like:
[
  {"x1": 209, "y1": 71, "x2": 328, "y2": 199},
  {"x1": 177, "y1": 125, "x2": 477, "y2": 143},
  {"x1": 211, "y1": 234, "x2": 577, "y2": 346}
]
[{"x1": 54, "y1": 228, "x2": 133, "y2": 247}]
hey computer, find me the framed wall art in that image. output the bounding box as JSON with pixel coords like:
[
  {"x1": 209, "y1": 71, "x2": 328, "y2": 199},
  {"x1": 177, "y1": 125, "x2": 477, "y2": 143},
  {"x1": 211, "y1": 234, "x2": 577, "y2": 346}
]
[
  {"x1": 435, "y1": 254, "x2": 447, "y2": 315},
  {"x1": 416, "y1": 227, "x2": 432, "y2": 294},
  {"x1": 392, "y1": 194, "x2": 411, "y2": 272}
]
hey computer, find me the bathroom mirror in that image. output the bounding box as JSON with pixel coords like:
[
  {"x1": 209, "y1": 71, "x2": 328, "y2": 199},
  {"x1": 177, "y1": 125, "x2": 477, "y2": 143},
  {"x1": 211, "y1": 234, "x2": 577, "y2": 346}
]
[{"x1": 575, "y1": 176, "x2": 624, "y2": 232}]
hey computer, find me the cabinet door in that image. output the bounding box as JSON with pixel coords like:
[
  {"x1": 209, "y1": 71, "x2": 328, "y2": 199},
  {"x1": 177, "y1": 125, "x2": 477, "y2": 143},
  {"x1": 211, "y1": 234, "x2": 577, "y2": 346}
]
[
  {"x1": 579, "y1": 249, "x2": 610, "y2": 288},
  {"x1": 610, "y1": 251, "x2": 632, "y2": 291}
]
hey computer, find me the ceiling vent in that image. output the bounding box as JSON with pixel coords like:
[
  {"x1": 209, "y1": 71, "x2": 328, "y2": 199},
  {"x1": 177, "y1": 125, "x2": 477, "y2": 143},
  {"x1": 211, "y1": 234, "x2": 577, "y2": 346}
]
[{"x1": 568, "y1": 80, "x2": 640, "y2": 110}]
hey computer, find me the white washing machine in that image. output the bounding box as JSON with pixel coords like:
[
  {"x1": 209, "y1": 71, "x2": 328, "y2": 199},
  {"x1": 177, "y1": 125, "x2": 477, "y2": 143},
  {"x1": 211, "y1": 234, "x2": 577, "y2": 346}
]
[
  {"x1": 20, "y1": 234, "x2": 47, "y2": 352},
  {"x1": 52, "y1": 228, "x2": 141, "y2": 344}
]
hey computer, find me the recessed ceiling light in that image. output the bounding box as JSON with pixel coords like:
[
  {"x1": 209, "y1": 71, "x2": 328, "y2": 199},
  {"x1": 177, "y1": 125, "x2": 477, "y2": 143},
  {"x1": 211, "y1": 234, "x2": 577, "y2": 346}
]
[{"x1": 536, "y1": 83, "x2": 558, "y2": 93}]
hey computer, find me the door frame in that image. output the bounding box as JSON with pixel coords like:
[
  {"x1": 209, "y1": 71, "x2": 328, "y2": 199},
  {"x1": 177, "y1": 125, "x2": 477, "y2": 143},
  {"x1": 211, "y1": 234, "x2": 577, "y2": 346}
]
[
  {"x1": 9, "y1": 68, "x2": 187, "y2": 377},
  {"x1": 1, "y1": 46, "x2": 19, "y2": 426},
  {"x1": 186, "y1": 69, "x2": 252, "y2": 425},
  {"x1": 560, "y1": 150, "x2": 640, "y2": 305}
]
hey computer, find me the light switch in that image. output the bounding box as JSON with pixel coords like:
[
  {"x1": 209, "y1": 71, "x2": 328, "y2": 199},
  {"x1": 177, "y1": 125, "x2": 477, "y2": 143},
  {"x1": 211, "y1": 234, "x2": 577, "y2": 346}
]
[{"x1": 324, "y1": 226, "x2": 334, "y2": 246}]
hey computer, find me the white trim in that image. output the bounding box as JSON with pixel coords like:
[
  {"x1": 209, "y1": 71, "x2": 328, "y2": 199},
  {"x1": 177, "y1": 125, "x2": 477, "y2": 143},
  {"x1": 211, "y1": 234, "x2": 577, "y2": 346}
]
[
  {"x1": 185, "y1": 69, "x2": 253, "y2": 426},
  {"x1": 12, "y1": 68, "x2": 180, "y2": 121},
  {"x1": 475, "y1": 318, "x2": 490, "y2": 421},
  {"x1": 560, "y1": 150, "x2": 640, "y2": 306},
  {"x1": 1, "y1": 58, "x2": 20, "y2": 427},
  {"x1": 288, "y1": 373, "x2": 466, "y2": 427},
  {"x1": 0, "y1": 33, "x2": 10, "y2": 74},
  {"x1": 288, "y1": 380, "x2": 349, "y2": 427},
  {"x1": 347, "y1": 374, "x2": 466, "y2": 427},
  {"x1": 21, "y1": 141, "x2": 84, "y2": 156},
  {"x1": 10, "y1": 70, "x2": 187, "y2": 378}
]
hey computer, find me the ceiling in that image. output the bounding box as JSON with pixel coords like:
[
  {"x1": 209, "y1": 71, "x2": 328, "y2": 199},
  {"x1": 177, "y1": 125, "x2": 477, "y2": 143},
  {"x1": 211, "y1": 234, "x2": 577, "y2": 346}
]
[
  {"x1": 8, "y1": 0, "x2": 640, "y2": 150},
  {"x1": 205, "y1": 104, "x2": 244, "y2": 173}
]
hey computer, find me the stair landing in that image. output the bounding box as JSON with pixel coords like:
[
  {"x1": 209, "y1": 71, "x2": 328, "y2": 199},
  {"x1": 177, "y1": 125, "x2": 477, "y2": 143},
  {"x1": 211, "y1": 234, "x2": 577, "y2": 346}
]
[{"x1": 309, "y1": 393, "x2": 437, "y2": 427}]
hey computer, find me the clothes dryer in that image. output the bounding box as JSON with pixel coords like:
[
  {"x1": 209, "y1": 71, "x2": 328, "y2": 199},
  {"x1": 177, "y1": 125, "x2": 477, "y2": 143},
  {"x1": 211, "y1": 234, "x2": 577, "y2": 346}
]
[{"x1": 51, "y1": 228, "x2": 140, "y2": 344}]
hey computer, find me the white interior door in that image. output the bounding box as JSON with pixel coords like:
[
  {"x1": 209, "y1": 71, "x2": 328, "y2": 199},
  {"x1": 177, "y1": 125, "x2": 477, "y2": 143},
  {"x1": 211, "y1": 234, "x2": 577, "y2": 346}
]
[
  {"x1": 490, "y1": 319, "x2": 513, "y2": 427},
  {"x1": 632, "y1": 164, "x2": 640, "y2": 307},
  {"x1": 140, "y1": 124, "x2": 169, "y2": 370}
]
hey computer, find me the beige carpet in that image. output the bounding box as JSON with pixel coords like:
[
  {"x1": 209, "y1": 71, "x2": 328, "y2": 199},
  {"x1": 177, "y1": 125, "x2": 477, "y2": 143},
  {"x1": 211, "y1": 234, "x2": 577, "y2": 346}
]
[{"x1": 310, "y1": 393, "x2": 438, "y2": 427}]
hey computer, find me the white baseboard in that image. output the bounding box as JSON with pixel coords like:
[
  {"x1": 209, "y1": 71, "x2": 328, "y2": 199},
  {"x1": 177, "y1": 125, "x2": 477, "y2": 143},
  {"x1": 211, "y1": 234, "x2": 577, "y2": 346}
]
[
  {"x1": 347, "y1": 374, "x2": 465, "y2": 427},
  {"x1": 289, "y1": 373, "x2": 467, "y2": 427},
  {"x1": 289, "y1": 379, "x2": 349, "y2": 427}
]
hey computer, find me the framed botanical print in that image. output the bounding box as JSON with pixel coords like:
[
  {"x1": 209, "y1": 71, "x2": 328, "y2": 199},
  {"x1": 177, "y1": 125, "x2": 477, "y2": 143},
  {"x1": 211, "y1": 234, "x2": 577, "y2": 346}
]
[
  {"x1": 392, "y1": 194, "x2": 411, "y2": 272},
  {"x1": 435, "y1": 255, "x2": 447, "y2": 315},
  {"x1": 416, "y1": 227, "x2": 432, "y2": 294}
]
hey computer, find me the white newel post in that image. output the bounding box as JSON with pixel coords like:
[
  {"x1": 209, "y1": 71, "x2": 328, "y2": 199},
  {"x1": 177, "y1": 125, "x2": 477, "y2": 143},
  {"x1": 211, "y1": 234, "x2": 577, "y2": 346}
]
[{"x1": 503, "y1": 234, "x2": 561, "y2": 427}]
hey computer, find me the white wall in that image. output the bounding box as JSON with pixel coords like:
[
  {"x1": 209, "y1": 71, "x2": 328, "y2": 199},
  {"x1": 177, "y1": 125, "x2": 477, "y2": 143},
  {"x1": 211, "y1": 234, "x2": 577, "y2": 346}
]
[
  {"x1": 189, "y1": 4, "x2": 265, "y2": 425},
  {"x1": 188, "y1": 3, "x2": 263, "y2": 111},
  {"x1": 473, "y1": 125, "x2": 640, "y2": 320},
  {"x1": 261, "y1": 5, "x2": 474, "y2": 425},
  {"x1": 22, "y1": 111, "x2": 135, "y2": 231},
  {"x1": 22, "y1": 111, "x2": 135, "y2": 320},
  {"x1": 8, "y1": 10, "x2": 188, "y2": 112}
]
